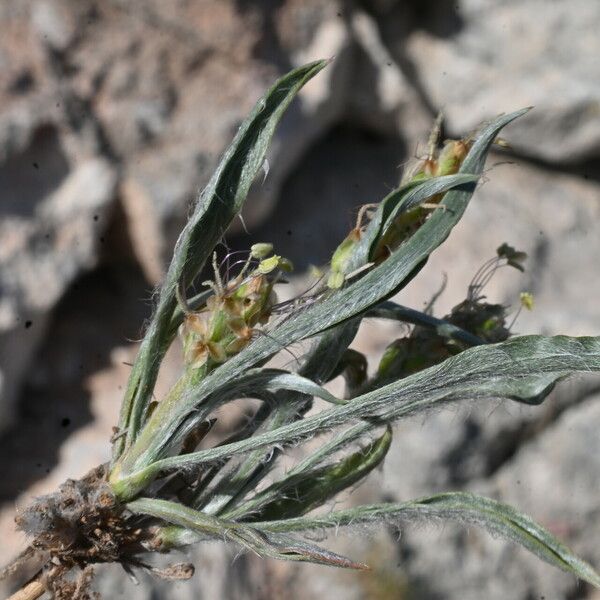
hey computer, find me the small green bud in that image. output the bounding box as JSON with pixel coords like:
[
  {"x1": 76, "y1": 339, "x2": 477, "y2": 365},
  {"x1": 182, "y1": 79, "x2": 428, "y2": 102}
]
[
  {"x1": 377, "y1": 339, "x2": 408, "y2": 378},
  {"x1": 327, "y1": 271, "x2": 346, "y2": 290},
  {"x1": 520, "y1": 291, "x2": 534, "y2": 310},
  {"x1": 254, "y1": 254, "x2": 293, "y2": 274},
  {"x1": 435, "y1": 139, "x2": 470, "y2": 176},
  {"x1": 257, "y1": 255, "x2": 280, "y2": 274},
  {"x1": 278, "y1": 257, "x2": 294, "y2": 272},
  {"x1": 251, "y1": 243, "x2": 274, "y2": 259},
  {"x1": 327, "y1": 229, "x2": 361, "y2": 289}
]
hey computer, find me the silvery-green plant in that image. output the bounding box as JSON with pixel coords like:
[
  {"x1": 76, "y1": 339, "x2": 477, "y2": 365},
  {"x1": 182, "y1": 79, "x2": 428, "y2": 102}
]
[{"x1": 4, "y1": 59, "x2": 600, "y2": 599}]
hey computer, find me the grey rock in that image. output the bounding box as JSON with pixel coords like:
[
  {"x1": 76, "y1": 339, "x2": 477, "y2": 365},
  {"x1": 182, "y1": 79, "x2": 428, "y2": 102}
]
[
  {"x1": 347, "y1": 10, "x2": 433, "y2": 143},
  {"x1": 381, "y1": 0, "x2": 600, "y2": 163},
  {"x1": 115, "y1": 1, "x2": 353, "y2": 283},
  {"x1": 0, "y1": 157, "x2": 117, "y2": 430},
  {"x1": 397, "y1": 157, "x2": 600, "y2": 336},
  {"x1": 5, "y1": 0, "x2": 357, "y2": 280},
  {"x1": 31, "y1": 0, "x2": 76, "y2": 52},
  {"x1": 391, "y1": 394, "x2": 600, "y2": 600},
  {"x1": 1, "y1": 2, "x2": 600, "y2": 599},
  {"x1": 0, "y1": 0, "x2": 352, "y2": 423},
  {"x1": 490, "y1": 395, "x2": 600, "y2": 587}
]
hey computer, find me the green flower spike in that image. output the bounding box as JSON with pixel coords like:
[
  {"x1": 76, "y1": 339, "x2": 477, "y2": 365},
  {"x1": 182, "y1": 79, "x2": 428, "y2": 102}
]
[{"x1": 180, "y1": 249, "x2": 292, "y2": 371}]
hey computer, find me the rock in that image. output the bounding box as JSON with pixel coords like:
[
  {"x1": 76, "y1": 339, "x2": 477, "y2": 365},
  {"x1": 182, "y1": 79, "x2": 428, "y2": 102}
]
[
  {"x1": 243, "y1": 6, "x2": 354, "y2": 238},
  {"x1": 1, "y1": 2, "x2": 600, "y2": 598},
  {"x1": 0, "y1": 157, "x2": 117, "y2": 431},
  {"x1": 377, "y1": 0, "x2": 600, "y2": 163},
  {"x1": 0, "y1": 1, "x2": 121, "y2": 433},
  {"x1": 389, "y1": 394, "x2": 600, "y2": 600},
  {"x1": 64, "y1": 0, "x2": 353, "y2": 283},
  {"x1": 0, "y1": 0, "x2": 352, "y2": 424},
  {"x1": 346, "y1": 10, "x2": 433, "y2": 143},
  {"x1": 485, "y1": 395, "x2": 600, "y2": 598},
  {"x1": 31, "y1": 0, "x2": 76, "y2": 52},
  {"x1": 396, "y1": 157, "x2": 600, "y2": 336},
  {"x1": 376, "y1": 156, "x2": 600, "y2": 494}
]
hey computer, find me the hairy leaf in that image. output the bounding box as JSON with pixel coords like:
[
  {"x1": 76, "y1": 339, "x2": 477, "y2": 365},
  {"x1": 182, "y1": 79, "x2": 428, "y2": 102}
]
[
  {"x1": 127, "y1": 497, "x2": 366, "y2": 570},
  {"x1": 252, "y1": 491, "x2": 600, "y2": 588},
  {"x1": 212, "y1": 368, "x2": 346, "y2": 407},
  {"x1": 113, "y1": 59, "x2": 329, "y2": 460},
  {"x1": 124, "y1": 335, "x2": 600, "y2": 484},
  {"x1": 234, "y1": 426, "x2": 392, "y2": 521},
  {"x1": 112, "y1": 111, "x2": 526, "y2": 487}
]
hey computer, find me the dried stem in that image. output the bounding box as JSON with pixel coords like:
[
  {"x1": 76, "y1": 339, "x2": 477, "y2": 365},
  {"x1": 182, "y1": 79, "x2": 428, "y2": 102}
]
[{"x1": 6, "y1": 579, "x2": 45, "y2": 600}]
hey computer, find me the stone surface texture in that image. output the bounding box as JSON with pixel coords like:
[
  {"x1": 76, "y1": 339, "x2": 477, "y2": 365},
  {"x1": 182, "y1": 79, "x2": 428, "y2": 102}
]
[{"x1": 1, "y1": 1, "x2": 599, "y2": 599}]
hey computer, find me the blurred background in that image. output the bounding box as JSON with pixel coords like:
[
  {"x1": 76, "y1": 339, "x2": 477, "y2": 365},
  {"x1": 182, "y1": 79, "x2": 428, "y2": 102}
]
[{"x1": 0, "y1": 1, "x2": 599, "y2": 598}]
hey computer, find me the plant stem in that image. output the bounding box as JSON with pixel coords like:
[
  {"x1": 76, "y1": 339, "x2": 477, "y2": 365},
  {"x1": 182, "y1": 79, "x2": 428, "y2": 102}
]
[
  {"x1": 110, "y1": 371, "x2": 192, "y2": 499},
  {"x1": 6, "y1": 580, "x2": 45, "y2": 600}
]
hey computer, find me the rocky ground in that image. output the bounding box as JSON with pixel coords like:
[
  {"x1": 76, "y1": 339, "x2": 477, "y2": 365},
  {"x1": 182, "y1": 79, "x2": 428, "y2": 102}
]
[{"x1": 0, "y1": 1, "x2": 599, "y2": 598}]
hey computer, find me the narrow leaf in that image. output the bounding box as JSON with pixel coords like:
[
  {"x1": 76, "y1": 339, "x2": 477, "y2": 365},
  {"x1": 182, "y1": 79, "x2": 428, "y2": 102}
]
[
  {"x1": 113, "y1": 110, "x2": 528, "y2": 484},
  {"x1": 233, "y1": 426, "x2": 392, "y2": 521},
  {"x1": 221, "y1": 369, "x2": 345, "y2": 405},
  {"x1": 252, "y1": 491, "x2": 600, "y2": 589},
  {"x1": 194, "y1": 323, "x2": 360, "y2": 515},
  {"x1": 113, "y1": 59, "x2": 329, "y2": 460},
  {"x1": 127, "y1": 497, "x2": 366, "y2": 570},
  {"x1": 129, "y1": 334, "x2": 600, "y2": 482}
]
